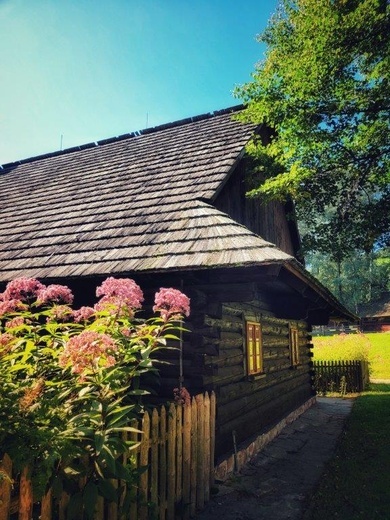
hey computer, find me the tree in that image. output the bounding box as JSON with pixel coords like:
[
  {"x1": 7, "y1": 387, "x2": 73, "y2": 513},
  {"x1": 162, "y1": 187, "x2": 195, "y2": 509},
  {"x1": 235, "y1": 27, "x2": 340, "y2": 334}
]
[
  {"x1": 236, "y1": 0, "x2": 390, "y2": 260},
  {"x1": 306, "y1": 247, "x2": 390, "y2": 311}
]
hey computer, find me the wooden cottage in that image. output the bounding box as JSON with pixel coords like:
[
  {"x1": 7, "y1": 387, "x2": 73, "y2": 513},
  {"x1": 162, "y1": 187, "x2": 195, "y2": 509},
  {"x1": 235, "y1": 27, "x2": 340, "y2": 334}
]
[{"x1": 0, "y1": 106, "x2": 354, "y2": 458}]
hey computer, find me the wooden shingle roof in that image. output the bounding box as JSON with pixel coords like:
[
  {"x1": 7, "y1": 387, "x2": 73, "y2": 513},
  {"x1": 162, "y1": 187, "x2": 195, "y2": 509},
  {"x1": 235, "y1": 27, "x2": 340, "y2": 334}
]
[{"x1": 0, "y1": 106, "x2": 292, "y2": 282}]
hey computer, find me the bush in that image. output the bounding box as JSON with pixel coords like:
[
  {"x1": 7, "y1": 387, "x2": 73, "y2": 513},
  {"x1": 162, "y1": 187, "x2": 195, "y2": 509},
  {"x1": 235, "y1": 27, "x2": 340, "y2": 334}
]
[{"x1": 0, "y1": 277, "x2": 190, "y2": 519}]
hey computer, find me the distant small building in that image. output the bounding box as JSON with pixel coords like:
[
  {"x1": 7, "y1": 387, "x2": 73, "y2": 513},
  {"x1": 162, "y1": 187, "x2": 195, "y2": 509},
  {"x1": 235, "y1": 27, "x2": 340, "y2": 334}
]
[{"x1": 358, "y1": 292, "x2": 390, "y2": 332}]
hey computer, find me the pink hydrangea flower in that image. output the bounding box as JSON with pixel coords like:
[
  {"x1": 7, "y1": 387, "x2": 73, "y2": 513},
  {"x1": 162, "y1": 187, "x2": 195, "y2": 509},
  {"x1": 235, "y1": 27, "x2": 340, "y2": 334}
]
[
  {"x1": 37, "y1": 284, "x2": 74, "y2": 305},
  {"x1": 3, "y1": 277, "x2": 45, "y2": 302},
  {"x1": 59, "y1": 330, "x2": 118, "y2": 374},
  {"x1": 5, "y1": 316, "x2": 25, "y2": 329},
  {"x1": 73, "y1": 306, "x2": 95, "y2": 323},
  {"x1": 95, "y1": 277, "x2": 144, "y2": 313},
  {"x1": 0, "y1": 299, "x2": 27, "y2": 316},
  {"x1": 153, "y1": 288, "x2": 190, "y2": 321}
]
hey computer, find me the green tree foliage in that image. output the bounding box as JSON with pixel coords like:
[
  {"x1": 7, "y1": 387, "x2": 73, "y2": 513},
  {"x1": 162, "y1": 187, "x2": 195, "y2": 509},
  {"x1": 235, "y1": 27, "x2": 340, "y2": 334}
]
[
  {"x1": 306, "y1": 247, "x2": 390, "y2": 311},
  {"x1": 236, "y1": 0, "x2": 390, "y2": 259}
]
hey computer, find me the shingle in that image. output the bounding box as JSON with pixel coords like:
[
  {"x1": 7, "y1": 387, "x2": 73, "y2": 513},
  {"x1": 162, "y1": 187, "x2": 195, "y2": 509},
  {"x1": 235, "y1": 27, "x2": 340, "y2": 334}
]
[{"x1": 0, "y1": 107, "x2": 292, "y2": 282}]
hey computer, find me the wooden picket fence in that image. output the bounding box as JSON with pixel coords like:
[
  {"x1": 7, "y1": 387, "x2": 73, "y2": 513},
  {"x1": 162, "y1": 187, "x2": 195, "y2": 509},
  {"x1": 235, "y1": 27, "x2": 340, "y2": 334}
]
[
  {"x1": 0, "y1": 392, "x2": 216, "y2": 520},
  {"x1": 313, "y1": 360, "x2": 369, "y2": 395}
]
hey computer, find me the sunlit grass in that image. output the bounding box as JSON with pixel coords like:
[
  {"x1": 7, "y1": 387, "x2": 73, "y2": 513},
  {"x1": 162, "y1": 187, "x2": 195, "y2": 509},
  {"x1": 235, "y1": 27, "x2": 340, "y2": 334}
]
[
  {"x1": 303, "y1": 383, "x2": 390, "y2": 519},
  {"x1": 312, "y1": 332, "x2": 390, "y2": 379}
]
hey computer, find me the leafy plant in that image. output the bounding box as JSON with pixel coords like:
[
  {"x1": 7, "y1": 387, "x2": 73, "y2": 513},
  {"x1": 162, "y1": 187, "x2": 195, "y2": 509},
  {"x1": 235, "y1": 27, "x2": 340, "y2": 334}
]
[{"x1": 0, "y1": 277, "x2": 190, "y2": 519}]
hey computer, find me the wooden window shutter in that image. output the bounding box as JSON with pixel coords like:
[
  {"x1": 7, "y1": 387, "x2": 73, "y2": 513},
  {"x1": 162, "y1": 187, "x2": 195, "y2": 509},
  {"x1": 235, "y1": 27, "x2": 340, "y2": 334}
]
[
  {"x1": 246, "y1": 321, "x2": 263, "y2": 375},
  {"x1": 289, "y1": 325, "x2": 300, "y2": 366}
]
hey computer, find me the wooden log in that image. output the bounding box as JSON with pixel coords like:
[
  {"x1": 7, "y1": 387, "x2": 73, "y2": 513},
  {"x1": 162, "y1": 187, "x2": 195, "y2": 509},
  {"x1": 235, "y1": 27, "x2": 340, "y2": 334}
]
[
  {"x1": 204, "y1": 316, "x2": 242, "y2": 333},
  {"x1": 167, "y1": 403, "x2": 176, "y2": 520},
  {"x1": 0, "y1": 454, "x2": 12, "y2": 520},
  {"x1": 18, "y1": 466, "x2": 33, "y2": 520},
  {"x1": 262, "y1": 335, "x2": 289, "y2": 348}
]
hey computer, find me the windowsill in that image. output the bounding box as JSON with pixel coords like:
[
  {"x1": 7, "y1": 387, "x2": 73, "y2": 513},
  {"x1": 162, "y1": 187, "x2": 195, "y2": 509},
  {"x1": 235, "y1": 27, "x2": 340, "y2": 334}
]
[{"x1": 247, "y1": 373, "x2": 267, "y2": 381}]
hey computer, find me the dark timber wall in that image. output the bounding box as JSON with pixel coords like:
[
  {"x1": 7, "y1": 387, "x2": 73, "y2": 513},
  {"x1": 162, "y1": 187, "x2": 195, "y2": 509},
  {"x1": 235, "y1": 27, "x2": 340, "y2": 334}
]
[
  {"x1": 153, "y1": 275, "x2": 314, "y2": 459},
  {"x1": 214, "y1": 161, "x2": 296, "y2": 258}
]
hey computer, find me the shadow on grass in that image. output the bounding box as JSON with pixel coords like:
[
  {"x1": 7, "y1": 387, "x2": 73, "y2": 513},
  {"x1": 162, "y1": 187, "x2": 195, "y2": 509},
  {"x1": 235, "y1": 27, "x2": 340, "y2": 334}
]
[{"x1": 303, "y1": 383, "x2": 390, "y2": 520}]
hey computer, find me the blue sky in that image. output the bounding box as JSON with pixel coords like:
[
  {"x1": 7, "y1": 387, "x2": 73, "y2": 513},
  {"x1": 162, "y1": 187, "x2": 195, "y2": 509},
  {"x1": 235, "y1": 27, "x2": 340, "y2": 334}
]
[{"x1": 0, "y1": 0, "x2": 278, "y2": 164}]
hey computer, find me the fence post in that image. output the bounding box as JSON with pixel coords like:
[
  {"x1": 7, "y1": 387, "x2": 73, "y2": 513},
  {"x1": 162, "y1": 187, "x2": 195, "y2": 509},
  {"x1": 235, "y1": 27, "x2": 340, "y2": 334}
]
[{"x1": 0, "y1": 453, "x2": 12, "y2": 520}]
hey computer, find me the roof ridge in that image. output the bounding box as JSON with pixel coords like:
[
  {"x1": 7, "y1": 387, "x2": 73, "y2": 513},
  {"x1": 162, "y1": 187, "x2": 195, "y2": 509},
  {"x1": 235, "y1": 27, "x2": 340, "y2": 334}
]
[{"x1": 0, "y1": 104, "x2": 244, "y2": 170}]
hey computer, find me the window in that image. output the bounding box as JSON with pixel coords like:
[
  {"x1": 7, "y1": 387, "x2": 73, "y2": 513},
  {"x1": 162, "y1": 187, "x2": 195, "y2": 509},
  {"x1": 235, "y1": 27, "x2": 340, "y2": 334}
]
[
  {"x1": 289, "y1": 325, "x2": 300, "y2": 367},
  {"x1": 246, "y1": 321, "x2": 263, "y2": 375}
]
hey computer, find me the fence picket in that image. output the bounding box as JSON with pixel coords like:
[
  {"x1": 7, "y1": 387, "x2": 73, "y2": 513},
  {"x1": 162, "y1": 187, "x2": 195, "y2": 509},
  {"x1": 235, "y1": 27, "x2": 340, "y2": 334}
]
[
  {"x1": 182, "y1": 401, "x2": 191, "y2": 520},
  {"x1": 159, "y1": 406, "x2": 167, "y2": 520},
  {"x1": 0, "y1": 453, "x2": 12, "y2": 520},
  {"x1": 139, "y1": 411, "x2": 150, "y2": 520},
  {"x1": 190, "y1": 396, "x2": 198, "y2": 517},
  {"x1": 313, "y1": 359, "x2": 368, "y2": 394},
  {"x1": 3, "y1": 392, "x2": 216, "y2": 520}
]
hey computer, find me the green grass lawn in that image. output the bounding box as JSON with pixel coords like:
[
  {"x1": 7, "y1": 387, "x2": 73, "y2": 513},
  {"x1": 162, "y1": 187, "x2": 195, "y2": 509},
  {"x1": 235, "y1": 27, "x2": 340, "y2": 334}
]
[
  {"x1": 312, "y1": 332, "x2": 390, "y2": 379},
  {"x1": 303, "y1": 383, "x2": 390, "y2": 519}
]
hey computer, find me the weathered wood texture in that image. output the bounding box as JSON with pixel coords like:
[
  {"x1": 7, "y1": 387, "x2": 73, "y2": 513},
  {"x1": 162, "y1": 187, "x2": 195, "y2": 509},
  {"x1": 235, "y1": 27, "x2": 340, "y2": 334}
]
[
  {"x1": 214, "y1": 160, "x2": 296, "y2": 257},
  {"x1": 0, "y1": 393, "x2": 215, "y2": 520}
]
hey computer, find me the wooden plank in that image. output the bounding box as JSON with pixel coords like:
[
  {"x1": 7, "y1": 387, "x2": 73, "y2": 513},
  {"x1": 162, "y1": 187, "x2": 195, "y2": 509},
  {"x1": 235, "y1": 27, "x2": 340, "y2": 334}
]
[
  {"x1": 182, "y1": 401, "x2": 192, "y2": 520},
  {"x1": 126, "y1": 424, "x2": 139, "y2": 520},
  {"x1": 167, "y1": 403, "x2": 176, "y2": 520},
  {"x1": 94, "y1": 496, "x2": 104, "y2": 520},
  {"x1": 203, "y1": 393, "x2": 211, "y2": 503},
  {"x1": 0, "y1": 454, "x2": 12, "y2": 520},
  {"x1": 107, "y1": 480, "x2": 118, "y2": 520},
  {"x1": 210, "y1": 392, "x2": 216, "y2": 487},
  {"x1": 159, "y1": 406, "x2": 167, "y2": 520},
  {"x1": 40, "y1": 488, "x2": 52, "y2": 520},
  {"x1": 190, "y1": 397, "x2": 198, "y2": 517},
  {"x1": 175, "y1": 404, "x2": 183, "y2": 503},
  {"x1": 18, "y1": 466, "x2": 33, "y2": 520},
  {"x1": 140, "y1": 412, "x2": 150, "y2": 520},
  {"x1": 196, "y1": 394, "x2": 205, "y2": 510},
  {"x1": 58, "y1": 492, "x2": 69, "y2": 520},
  {"x1": 151, "y1": 407, "x2": 159, "y2": 512}
]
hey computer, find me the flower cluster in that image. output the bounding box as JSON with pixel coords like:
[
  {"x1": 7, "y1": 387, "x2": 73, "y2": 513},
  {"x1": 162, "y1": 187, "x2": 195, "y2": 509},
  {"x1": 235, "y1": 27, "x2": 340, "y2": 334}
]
[
  {"x1": 2, "y1": 277, "x2": 45, "y2": 302},
  {"x1": 173, "y1": 386, "x2": 191, "y2": 406},
  {"x1": 0, "y1": 299, "x2": 26, "y2": 316},
  {"x1": 95, "y1": 277, "x2": 144, "y2": 314},
  {"x1": 73, "y1": 306, "x2": 95, "y2": 323},
  {"x1": 37, "y1": 284, "x2": 74, "y2": 305},
  {"x1": 59, "y1": 330, "x2": 118, "y2": 375},
  {"x1": 153, "y1": 288, "x2": 190, "y2": 321}
]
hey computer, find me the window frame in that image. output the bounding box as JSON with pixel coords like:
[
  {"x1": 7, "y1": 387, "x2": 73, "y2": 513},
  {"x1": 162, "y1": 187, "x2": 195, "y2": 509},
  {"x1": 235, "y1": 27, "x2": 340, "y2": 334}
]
[
  {"x1": 245, "y1": 320, "x2": 263, "y2": 376},
  {"x1": 289, "y1": 324, "x2": 300, "y2": 367}
]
